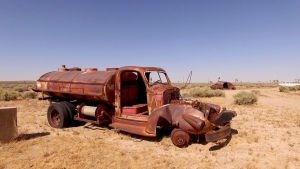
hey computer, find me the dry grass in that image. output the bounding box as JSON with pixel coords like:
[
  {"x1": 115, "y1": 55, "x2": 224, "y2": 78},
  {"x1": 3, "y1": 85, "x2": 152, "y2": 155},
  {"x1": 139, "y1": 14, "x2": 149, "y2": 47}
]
[
  {"x1": 0, "y1": 82, "x2": 36, "y2": 101},
  {"x1": 186, "y1": 86, "x2": 225, "y2": 98},
  {"x1": 233, "y1": 91, "x2": 258, "y2": 105},
  {"x1": 1, "y1": 83, "x2": 300, "y2": 168}
]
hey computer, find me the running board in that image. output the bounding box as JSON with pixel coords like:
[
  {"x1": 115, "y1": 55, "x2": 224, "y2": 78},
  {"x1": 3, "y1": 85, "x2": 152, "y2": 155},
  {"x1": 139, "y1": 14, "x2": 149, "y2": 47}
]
[{"x1": 109, "y1": 122, "x2": 156, "y2": 137}]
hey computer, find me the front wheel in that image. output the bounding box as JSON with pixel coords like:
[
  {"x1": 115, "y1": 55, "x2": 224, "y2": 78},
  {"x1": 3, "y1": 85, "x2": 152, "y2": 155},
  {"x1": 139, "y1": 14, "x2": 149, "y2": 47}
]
[
  {"x1": 170, "y1": 128, "x2": 190, "y2": 147},
  {"x1": 47, "y1": 103, "x2": 69, "y2": 128}
]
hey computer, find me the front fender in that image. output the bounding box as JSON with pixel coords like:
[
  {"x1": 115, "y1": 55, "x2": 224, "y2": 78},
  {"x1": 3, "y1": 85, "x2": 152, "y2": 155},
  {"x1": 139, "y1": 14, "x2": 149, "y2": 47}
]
[
  {"x1": 146, "y1": 105, "x2": 173, "y2": 135},
  {"x1": 145, "y1": 104, "x2": 214, "y2": 135}
]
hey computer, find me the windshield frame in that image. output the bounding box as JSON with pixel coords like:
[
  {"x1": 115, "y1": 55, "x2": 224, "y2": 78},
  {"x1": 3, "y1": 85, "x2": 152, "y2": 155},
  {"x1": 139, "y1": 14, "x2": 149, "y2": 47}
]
[{"x1": 144, "y1": 70, "x2": 171, "y2": 86}]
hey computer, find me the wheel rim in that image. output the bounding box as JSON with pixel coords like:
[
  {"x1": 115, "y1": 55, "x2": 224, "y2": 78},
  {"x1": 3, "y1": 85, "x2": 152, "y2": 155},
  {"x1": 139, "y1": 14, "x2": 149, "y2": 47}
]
[
  {"x1": 50, "y1": 109, "x2": 60, "y2": 126},
  {"x1": 171, "y1": 129, "x2": 190, "y2": 147}
]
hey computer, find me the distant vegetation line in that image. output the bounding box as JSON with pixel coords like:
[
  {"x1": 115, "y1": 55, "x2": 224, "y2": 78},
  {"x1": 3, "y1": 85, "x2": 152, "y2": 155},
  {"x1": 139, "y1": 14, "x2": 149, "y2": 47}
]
[
  {"x1": 172, "y1": 82, "x2": 279, "y2": 88},
  {"x1": 0, "y1": 81, "x2": 36, "y2": 84}
]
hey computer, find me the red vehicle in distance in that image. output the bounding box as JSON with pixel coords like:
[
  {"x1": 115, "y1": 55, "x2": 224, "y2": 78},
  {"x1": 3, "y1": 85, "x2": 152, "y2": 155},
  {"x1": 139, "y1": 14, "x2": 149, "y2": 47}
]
[{"x1": 211, "y1": 81, "x2": 236, "y2": 90}]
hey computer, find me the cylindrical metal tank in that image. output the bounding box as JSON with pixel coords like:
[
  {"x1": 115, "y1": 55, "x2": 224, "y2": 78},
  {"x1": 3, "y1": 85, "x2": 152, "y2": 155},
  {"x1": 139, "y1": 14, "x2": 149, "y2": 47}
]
[{"x1": 33, "y1": 68, "x2": 117, "y2": 105}]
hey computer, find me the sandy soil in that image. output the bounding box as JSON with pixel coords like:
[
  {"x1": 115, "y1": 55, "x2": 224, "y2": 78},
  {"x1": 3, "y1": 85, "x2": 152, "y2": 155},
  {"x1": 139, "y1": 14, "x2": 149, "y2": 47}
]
[{"x1": 0, "y1": 87, "x2": 300, "y2": 169}]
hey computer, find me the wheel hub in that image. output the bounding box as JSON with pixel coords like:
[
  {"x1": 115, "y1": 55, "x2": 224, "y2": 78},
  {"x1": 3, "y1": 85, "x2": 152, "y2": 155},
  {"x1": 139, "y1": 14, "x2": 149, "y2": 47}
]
[{"x1": 171, "y1": 128, "x2": 190, "y2": 147}]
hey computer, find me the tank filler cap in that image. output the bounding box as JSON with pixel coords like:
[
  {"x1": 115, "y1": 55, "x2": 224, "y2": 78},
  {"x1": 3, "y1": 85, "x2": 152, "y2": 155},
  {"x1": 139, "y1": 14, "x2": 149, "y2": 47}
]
[
  {"x1": 69, "y1": 67, "x2": 82, "y2": 71},
  {"x1": 85, "y1": 68, "x2": 98, "y2": 72},
  {"x1": 106, "y1": 68, "x2": 119, "y2": 71},
  {"x1": 58, "y1": 65, "x2": 69, "y2": 71}
]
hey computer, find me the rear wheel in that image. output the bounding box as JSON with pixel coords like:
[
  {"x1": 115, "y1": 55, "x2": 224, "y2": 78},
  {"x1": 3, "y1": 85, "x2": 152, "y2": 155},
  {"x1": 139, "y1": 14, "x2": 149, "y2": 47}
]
[
  {"x1": 47, "y1": 103, "x2": 69, "y2": 128},
  {"x1": 171, "y1": 128, "x2": 190, "y2": 147},
  {"x1": 60, "y1": 101, "x2": 76, "y2": 125}
]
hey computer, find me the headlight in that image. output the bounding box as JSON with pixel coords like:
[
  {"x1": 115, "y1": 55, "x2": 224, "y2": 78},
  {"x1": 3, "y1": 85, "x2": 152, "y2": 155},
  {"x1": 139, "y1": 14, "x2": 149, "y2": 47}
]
[{"x1": 37, "y1": 82, "x2": 41, "y2": 88}]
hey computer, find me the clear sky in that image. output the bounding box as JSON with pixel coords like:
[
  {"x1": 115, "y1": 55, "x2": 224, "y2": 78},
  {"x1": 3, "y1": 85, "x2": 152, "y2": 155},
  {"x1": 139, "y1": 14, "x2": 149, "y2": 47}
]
[{"x1": 0, "y1": 0, "x2": 299, "y2": 83}]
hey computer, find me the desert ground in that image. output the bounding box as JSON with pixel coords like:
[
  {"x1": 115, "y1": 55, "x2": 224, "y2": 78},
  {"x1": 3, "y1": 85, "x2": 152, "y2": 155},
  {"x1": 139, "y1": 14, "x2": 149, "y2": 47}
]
[{"x1": 0, "y1": 85, "x2": 300, "y2": 169}]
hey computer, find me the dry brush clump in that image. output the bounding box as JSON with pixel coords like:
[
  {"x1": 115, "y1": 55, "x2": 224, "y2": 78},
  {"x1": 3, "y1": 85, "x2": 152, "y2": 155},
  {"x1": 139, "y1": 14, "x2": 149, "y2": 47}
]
[
  {"x1": 22, "y1": 91, "x2": 38, "y2": 99},
  {"x1": 0, "y1": 82, "x2": 37, "y2": 101},
  {"x1": 251, "y1": 90, "x2": 261, "y2": 96},
  {"x1": 13, "y1": 85, "x2": 30, "y2": 92},
  {"x1": 0, "y1": 89, "x2": 18, "y2": 101},
  {"x1": 279, "y1": 86, "x2": 300, "y2": 92},
  {"x1": 188, "y1": 86, "x2": 225, "y2": 98},
  {"x1": 233, "y1": 91, "x2": 258, "y2": 105}
]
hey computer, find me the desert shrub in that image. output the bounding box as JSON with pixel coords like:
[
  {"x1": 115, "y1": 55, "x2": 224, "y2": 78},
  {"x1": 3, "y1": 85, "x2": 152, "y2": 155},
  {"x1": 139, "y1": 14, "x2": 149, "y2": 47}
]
[
  {"x1": 279, "y1": 86, "x2": 289, "y2": 92},
  {"x1": 0, "y1": 90, "x2": 18, "y2": 101},
  {"x1": 22, "y1": 91, "x2": 38, "y2": 99},
  {"x1": 189, "y1": 87, "x2": 225, "y2": 98},
  {"x1": 2, "y1": 84, "x2": 12, "y2": 89},
  {"x1": 14, "y1": 85, "x2": 29, "y2": 92},
  {"x1": 27, "y1": 84, "x2": 35, "y2": 88},
  {"x1": 13, "y1": 87, "x2": 24, "y2": 92},
  {"x1": 233, "y1": 91, "x2": 257, "y2": 105},
  {"x1": 251, "y1": 90, "x2": 261, "y2": 95},
  {"x1": 290, "y1": 86, "x2": 300, "y2": 91},
  {"x1": 279, "y1": 86, "x2": 300, "y2": 92},
  {"x1": 214, "y1": 89, "x2": 226, "y2": 97},
  {"x1": 14, "y1": 87, "x2": 24, "y2": 92},
  {"x1": 7, "y1": 84, "x2": 18, "y2": 89}
]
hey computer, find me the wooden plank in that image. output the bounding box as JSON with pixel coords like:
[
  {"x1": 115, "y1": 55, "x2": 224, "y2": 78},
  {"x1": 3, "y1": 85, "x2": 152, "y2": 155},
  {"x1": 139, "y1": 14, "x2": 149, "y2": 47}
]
[{"x1": 0, "y1": 107, "x2": 18, "y2": 143}]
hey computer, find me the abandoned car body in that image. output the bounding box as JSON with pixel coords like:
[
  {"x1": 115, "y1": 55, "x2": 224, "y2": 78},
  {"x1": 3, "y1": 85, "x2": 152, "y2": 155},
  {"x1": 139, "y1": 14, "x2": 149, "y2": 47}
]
[
  {"x1": 33, "y1": 65, "x2": 236, "y2": 147},
  {"x1": 211, "y1": 81, "x2": 236, "y2": 90}
]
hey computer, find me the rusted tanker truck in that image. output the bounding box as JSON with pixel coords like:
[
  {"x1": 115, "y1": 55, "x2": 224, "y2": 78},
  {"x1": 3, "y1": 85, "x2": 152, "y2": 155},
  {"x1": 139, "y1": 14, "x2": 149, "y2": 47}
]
[{"x1": 32, "y1": 65, "x2": 236, "y2": 147}]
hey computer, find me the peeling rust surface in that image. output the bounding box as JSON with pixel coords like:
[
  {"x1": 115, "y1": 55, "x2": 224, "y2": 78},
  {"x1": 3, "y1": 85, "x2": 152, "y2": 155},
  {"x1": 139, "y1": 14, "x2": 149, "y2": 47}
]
[
  {"x1": 146, "y1": 103, "x2": 215, "y2": 135},
  {"x1": 33, "y1": 66, "x2": 116, "y2": 105}
]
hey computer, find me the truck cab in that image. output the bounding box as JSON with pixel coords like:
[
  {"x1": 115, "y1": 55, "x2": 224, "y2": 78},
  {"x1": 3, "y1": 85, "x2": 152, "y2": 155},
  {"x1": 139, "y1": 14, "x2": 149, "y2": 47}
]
[
  {"x1": 107, "y1": 66, "x2": 181, "y2": 137},
  {"x1": 115, "y1": 67, "x2": 180, "y2": 116}
]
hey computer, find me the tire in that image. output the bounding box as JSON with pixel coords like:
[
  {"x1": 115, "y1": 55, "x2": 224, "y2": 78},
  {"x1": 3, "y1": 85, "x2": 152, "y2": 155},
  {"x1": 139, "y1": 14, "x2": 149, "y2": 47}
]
[
  {"x1": 47, "y1": 103, "x2": 69, "y2": 128},
  {"x1": 170, "y1": 128, "x2": 190, "y2": 147},
  {"x1": 61, "y1": 101, "x2": 87, "y2": 126},
  {"x1": 60, "y1": 101, "x2": 76, "y2": 122}
]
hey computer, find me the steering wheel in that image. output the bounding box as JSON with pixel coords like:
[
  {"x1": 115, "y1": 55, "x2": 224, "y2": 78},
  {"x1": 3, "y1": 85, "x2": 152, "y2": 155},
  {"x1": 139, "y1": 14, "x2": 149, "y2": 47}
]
[{"x1": 153, "y1": 79, "x2": 162, "y2": 84}]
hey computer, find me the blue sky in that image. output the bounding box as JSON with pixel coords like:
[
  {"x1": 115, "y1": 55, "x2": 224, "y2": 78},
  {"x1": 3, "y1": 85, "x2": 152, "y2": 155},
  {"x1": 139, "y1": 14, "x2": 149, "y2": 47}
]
[{"x1": 0, "y1": 0, "x2": 299, "y2": 82}]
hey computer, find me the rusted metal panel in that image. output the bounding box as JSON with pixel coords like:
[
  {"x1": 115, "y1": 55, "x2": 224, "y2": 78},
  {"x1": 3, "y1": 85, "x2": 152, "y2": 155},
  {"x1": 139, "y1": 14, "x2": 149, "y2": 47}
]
[
  {"x1": 210, "y1": 110, "x2": 237, "y2": 125},
  {"x1": 147, "y1": 100, "x2": 236, "y2": 144},
  {"x1": 33, "y1": 67, "x2": 116, "y2": 105},
  {"x1": 47, "y1": 71, "x2": 82, "y2": 82},
  {"x1": 146, "y1": 104, "x2": 215, "y2": 135},
  {"x1": 205, "y1": 125, "x2": 232, "y2": 142},
  {"x1": 145, "y1": 86, "x2": 180, "y2": 114}
]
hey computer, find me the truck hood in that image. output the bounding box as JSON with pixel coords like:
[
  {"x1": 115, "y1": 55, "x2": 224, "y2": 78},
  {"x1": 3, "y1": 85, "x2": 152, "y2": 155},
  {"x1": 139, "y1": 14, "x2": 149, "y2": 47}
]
[
  {"x1": 149, "y1": 84, "x2": 179, "y2": 95},
  {"x1": 146, "y1": 84, "x2": 180, "y2": 114}
]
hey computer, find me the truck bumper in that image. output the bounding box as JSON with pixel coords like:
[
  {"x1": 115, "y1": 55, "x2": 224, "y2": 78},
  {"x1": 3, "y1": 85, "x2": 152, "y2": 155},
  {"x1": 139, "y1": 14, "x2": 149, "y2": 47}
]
[{"x1": 205, "y1": 125, "x2": 232, "y2": 142}]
